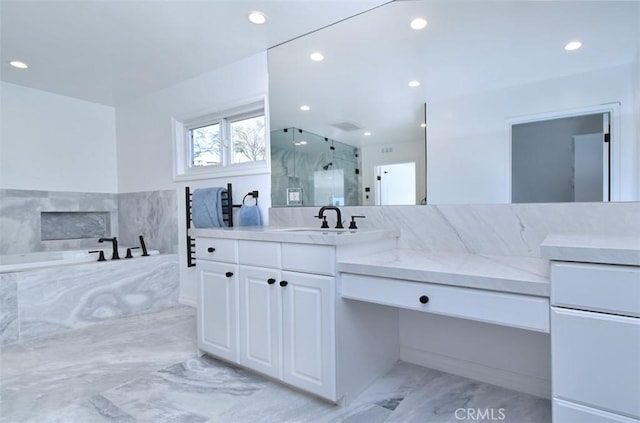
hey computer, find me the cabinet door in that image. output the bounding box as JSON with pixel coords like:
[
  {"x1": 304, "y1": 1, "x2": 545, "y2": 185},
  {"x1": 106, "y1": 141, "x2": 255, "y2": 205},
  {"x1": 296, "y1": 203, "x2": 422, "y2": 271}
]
[
  {"x1": 281, "y1": 271, "x2": 336, "y2": 400},
  {"x1": 238, "y1": 266, "x2": 283, "y2": 379},
  {"x1": 552, "y1": 308, "x2": 640, "y2": 419},
  {"x1": 198, "y1": 261, "x2": 239, "y2": 363}
]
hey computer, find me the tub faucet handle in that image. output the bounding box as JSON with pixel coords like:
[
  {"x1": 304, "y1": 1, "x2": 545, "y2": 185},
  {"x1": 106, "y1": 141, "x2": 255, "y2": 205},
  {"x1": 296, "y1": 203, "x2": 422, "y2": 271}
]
[
  {"x1": 89, "y1": 250, "x2": 107, "y2": 262},
  {"x1": 125, "y1": 248, "x2": 133, "y2": 259}
]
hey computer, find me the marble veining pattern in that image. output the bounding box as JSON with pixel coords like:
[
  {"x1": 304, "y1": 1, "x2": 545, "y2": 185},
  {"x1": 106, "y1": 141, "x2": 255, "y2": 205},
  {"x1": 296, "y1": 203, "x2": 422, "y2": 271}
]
[
  {"x1": 0, "y1": 189, "x2": 118, "y2": 255},
  {"x1": 337, "y1": 249, "x2": 550, "y2": 296},
  {"x1": 40, "y1": 211, "x2": 110, "y2": 240},
  {"x1": 270, "y1": 202, "x2": 640, "y2": 258},
  {"x1": 1, "y1": 307, "x2": 551, "y2": 423},
  {"x1": 0, "y1": 274, "x2": 18, "y2": 344},
  {"x1": 118, "y1": 189, "x2": 178, "y2": 254},
  {"x1": 8, "y1": 254, "x2": 179, "y2": 343}
]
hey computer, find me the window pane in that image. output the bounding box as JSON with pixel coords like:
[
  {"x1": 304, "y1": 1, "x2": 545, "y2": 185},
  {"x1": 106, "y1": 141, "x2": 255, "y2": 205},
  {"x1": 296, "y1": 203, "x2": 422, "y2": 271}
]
[
  {"x1": 230, "y1": 115, "x2": 266, "y2": 164},
  {"x1": 190, "y1": 124, "x2": 221, "y2": 167}
]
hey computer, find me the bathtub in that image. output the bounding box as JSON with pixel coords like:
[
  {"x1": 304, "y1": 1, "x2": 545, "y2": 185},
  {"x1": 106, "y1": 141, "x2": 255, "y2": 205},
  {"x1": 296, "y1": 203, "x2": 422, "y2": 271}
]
[
  {"x1": 0, "y1": 248, "x2": 159, "y2": 273},
  {"x1": 0, "y1": 248, "x2": 176, "y2": 345}
]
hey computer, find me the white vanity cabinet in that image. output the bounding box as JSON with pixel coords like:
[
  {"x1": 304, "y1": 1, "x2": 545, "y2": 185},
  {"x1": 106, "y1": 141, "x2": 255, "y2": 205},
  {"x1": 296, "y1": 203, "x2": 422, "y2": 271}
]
[
  {"x1": 196, "y1": 238, "x2": 239, "y2": 364},
  {"x1": 550, "y1": 261, "x2": 640, "y2": 423},
  {"x1": 197, "y1": 237, "x2": 336, "y2": 400}
]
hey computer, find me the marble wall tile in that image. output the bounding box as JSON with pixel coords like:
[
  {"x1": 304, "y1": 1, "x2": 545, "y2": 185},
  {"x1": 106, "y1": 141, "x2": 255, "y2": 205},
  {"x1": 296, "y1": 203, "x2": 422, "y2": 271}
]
[
  {"x1": 0, "y1": 274, "x2": 18, "y2": 345},
  {"x1": 0, "y1": 189, "x2": 118, "y2": 255},
  {"x1": 117, "y1": 190, "x2": 178, "y2": 254},
  {"x1": 0, "y1": 189, "x2": 179, "y2": 255},
  {"x1": 16, "y1": 254, "x2": 179, "y2": 342},
  {"x1": 41, "y1": 211, "x2": 110, "y2": 240},
  {"x1": 270, "y1": 202, "x2": 640, "y2": 257}
]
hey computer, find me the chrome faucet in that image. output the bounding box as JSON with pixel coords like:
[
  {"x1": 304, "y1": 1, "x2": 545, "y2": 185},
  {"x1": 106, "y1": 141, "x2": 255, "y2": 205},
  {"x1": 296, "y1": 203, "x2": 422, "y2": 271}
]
[
  {"x1": 316, "y1": 206, "x2": 343, "y2": 229},
  {"x1": 98, "y1": 237, "x2": 120, "y2": 260}
]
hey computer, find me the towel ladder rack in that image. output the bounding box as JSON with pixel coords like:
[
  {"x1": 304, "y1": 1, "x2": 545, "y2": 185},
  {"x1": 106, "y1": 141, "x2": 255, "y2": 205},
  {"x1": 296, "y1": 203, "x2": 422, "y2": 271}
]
[{"x1": 185, "y1": 184, "x2": 258, "y2": 268}]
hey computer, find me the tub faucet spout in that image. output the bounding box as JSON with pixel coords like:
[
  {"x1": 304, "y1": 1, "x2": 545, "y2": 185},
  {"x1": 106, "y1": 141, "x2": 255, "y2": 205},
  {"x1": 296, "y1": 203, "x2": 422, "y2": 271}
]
[{"x1": 98, "y1": 237, "x2": 120, "y2": 260}]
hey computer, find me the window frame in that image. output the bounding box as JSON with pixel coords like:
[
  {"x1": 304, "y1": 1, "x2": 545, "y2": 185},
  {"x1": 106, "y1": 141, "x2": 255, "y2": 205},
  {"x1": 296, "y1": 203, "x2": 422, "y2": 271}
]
[{"x1": 173, "y1": 97, "x2": 269, "y2": 181}]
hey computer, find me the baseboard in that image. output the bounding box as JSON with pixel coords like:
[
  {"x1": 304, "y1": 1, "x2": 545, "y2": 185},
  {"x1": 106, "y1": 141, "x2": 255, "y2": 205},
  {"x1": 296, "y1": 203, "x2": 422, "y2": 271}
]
[
  {"x1": 400, "y1": 346, "x2": 551, "y2": 399},
  {"x1": 179, "y1": 296, "x2": 197, "y2": 308}
]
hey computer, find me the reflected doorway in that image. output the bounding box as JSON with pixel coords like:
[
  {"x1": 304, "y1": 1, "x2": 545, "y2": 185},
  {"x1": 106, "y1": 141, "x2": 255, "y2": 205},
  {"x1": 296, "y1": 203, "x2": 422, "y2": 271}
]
[
  {"x1": 510, "y1": 111, "x2": 611, "y2": 203},
  {"x1": 375, "y1": 162, "x2": 416, "y2": 205}
]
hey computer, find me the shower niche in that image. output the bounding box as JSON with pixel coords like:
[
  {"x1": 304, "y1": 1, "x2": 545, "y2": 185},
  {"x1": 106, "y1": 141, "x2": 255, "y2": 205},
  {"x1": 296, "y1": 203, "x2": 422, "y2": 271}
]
[{"x1": 271, "y1": 128, "x2": 361, "y2": 207}]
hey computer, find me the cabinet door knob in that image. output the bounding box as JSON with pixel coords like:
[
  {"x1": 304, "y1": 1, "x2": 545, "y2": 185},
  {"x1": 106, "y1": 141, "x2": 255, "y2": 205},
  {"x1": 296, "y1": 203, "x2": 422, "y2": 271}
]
[
  {"x1": 419, "y1": 295, "x2": 429, "y2": 304},
  {"x1": 267, "y1": 278, "x2": 276, "y2": 285},
  {"x1": 280, "y1": 280, "x2": 288, "y2": 287},
  {"x1": 225, "y1": 272, "x2": 234, "y2": 278},
  {"x1": 207, "y1": 247, "x2": 215, "y2": 253}
]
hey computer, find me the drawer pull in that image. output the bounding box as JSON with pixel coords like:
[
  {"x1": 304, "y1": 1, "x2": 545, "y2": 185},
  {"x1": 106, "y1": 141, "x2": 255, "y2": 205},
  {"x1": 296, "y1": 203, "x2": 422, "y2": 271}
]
[
  {"x1": 419, "y1": 295, "x2": 430, "y2": 304},
  {"x1": 280, "y1": 280, "x2": 288, "y2": 287},
  {"x1": 225, "y1": 271, "x2": 234, "y2": 278},
  {"x1": 207, "y1": 247, "x2": 215, "y2": 253},
  {"x1": 267, "y1": 278, "x2": 276, "y2": 285}
]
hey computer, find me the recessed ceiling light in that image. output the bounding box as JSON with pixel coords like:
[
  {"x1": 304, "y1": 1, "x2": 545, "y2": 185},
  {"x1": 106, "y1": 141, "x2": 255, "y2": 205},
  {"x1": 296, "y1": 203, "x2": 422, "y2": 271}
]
[
  {"x1": 310, "y1": 52, "x2": 324, "y2": 62},
  {"x1": 300, "y1": 105, "x2": 310, "y2": 111},
  {"x1": 408, "y1": 80, "x2": 421, "y2": 88},
  {"x1": 364, "y1": 132, "x2": 372, "y2": 136},
  {"x1": 410, "y1": 17, "x2": 428, "y2": 30},
  {"x1": 248, "y1": 11, "x2": 267, "y2": 25},
  {"x1": 564, "y1": 41, "x2": 582, "y2": 51},
  {"x1": 9, "y1": 60, "x2": 28, "y2": 69},
  {"x1": 420, "y1": 123, "x2": 427, "y2": 128}
]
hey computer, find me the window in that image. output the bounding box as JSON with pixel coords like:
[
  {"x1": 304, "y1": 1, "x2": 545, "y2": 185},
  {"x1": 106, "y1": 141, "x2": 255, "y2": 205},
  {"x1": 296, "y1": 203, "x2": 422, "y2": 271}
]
[{"x1": 173, "y1": 98, "x2": 268, "y2": 180}]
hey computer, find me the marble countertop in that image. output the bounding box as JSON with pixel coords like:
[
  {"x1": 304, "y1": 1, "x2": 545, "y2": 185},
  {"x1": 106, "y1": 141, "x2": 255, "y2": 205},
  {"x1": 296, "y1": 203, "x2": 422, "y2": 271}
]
[
  {"x1": 540, "y1": 234, "x2": 640, "y2": 266},
  {"x1": 190, "y1": 226, "x2": 399, "y2": 246},
  {"x1": 337, "y1": 249, "x2": 550, "y2": 297}
]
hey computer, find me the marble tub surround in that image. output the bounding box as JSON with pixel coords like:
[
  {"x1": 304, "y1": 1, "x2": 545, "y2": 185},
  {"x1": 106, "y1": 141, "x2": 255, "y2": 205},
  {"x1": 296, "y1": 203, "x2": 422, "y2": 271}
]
[
  {"x1": 0, "y1": 188, "x2": 179, "y2": 255},
  {"x1": 1, "y1": 306, "x2": 550, "y2": 423},
  {"x1": 0, "y1": 189, "x2": 118, "y2": 255},
  {"x1": 1, "y1": 253, "x2": 179, "y2": 344},
  {"x1": 118, "y1": 189, "x2": 178, "y2": 254},
  {"x1": 0, "y1": 276, "x2": 18, "y2": 345},
  {"x1": 540, "y1": 234, "x2": 640, "y2": 266},
  {"x1": 338, "y1": 250, "x2": 550, "y2": 297},
  {"x1": 190, "y1": 226, "x2": 399, "y2": 246},
  {"x1": 270, "y1": 202, "x2": 640, "y2": 257}
]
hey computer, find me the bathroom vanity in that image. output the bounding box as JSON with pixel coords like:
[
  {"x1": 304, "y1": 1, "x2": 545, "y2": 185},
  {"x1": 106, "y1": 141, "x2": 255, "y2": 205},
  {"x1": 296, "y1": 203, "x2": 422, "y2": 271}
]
[
  {"x1": 192, "y1": 226, "x2": 559, "y2": 403},
  {"x1": 192, "y1": 227, "x2": 399, "y2": 402}
]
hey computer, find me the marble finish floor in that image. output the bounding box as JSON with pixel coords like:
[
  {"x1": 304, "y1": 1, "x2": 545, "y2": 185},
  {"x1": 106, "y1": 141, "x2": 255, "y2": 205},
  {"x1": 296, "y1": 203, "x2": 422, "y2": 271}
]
[{"x1": 0, "y1": 306, "x2": 551, "y2": 422}]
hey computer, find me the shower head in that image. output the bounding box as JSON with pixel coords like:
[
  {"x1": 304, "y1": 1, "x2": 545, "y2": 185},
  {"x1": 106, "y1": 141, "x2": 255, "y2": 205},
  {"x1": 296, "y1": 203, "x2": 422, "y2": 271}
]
[{"x1": 322, "y1": 162, "x2": 333, "y2": 171}]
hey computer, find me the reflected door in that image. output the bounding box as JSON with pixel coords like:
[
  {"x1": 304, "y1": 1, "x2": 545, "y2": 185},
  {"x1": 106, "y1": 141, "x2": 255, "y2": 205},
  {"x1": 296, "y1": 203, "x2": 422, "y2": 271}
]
[{"x1": 375, "y1": 162, "x2": 416, "y2": 205}]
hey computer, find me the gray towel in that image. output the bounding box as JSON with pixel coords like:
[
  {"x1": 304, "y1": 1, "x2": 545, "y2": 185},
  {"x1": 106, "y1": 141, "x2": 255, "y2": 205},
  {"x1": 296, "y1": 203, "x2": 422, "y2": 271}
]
[
  {"x1": 238, "y1": 204, "x2": 263, "y2": 226},
  {"x1": 192, "y1": 187, "x2": 226, "y2": 228}
]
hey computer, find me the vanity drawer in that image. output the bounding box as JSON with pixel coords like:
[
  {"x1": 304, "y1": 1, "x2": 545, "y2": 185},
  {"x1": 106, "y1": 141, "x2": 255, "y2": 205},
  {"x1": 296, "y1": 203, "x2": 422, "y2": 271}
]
[
  {"x1": 282, "y1": 243, "x2": 335, "y2": 276},
  {"x1": 238, "y1": 240, "x2": 281, "y2": 268},
  {"x1": 341, "y1": 274, "x2": 549, "y2": 332},
  {"x1": 551, "y1": 262, "x2": 640, "y2": 317},
  {"x1": 552, "y1": 308, "x2": 640, "y2": 419},
  {"x1": 195, "y1": 238, "x2": 238, "y2": 263}
]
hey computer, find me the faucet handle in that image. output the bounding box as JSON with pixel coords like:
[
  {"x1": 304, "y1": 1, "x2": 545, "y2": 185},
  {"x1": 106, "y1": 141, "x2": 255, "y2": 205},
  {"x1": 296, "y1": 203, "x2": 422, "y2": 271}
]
[
  {"x1": 348, "y1": 215, "x2": 366, "y2": 230},
  {"x1": 315, "y1": 215, "x2": 330, "y2": 229}
]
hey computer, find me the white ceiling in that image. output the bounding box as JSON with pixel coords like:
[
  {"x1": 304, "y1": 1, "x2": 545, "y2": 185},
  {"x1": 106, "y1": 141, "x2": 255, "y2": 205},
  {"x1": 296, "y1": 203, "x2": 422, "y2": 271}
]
[
  {"x1": 0, "y1": 0, "x2": 389, "y2": 106},
  {"x1": 268, "y1": 0, "x2": 640, "y2": 147}
]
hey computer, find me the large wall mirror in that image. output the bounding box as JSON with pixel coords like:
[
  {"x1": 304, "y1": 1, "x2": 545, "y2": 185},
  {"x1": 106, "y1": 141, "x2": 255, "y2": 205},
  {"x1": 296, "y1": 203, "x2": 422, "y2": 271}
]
[{"x1": 268, "y1": 0, "x2": 639, "y2": 207}]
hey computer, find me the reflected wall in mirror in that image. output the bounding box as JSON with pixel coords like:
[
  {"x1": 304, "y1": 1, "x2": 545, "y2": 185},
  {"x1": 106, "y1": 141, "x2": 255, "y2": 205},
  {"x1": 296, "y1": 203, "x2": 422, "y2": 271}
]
[{"x1": 268, "y1": 0, "x2": 640, "y2": 206}]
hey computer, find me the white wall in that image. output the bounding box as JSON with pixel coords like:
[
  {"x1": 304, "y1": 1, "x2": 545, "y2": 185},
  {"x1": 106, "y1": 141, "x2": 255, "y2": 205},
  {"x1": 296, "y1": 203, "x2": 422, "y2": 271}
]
[
  {"x1": 427, "y1": 64, "x2": 637, "y2": 204},
  {"x1": 114, "y1": 52, "x2": 270, "y2": 305},
  {"x1": 0, "y1": 82, "x2": 117, "y2": 192}
]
